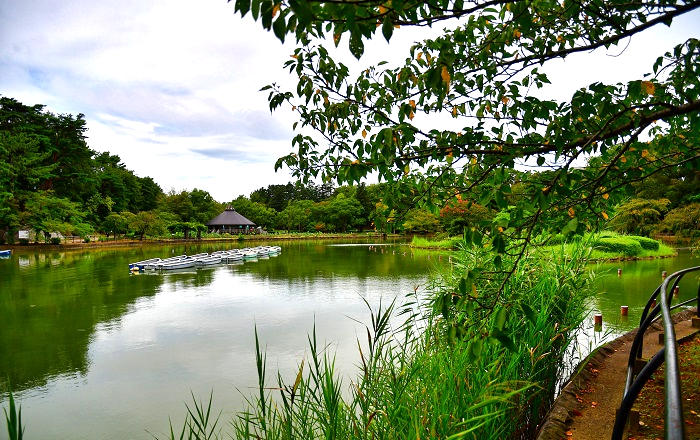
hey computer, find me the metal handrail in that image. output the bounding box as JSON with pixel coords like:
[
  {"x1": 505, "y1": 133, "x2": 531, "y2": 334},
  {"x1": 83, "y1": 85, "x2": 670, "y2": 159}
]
[{"x1": 611, "y1": 266, "x2": 700, "y2": 440}]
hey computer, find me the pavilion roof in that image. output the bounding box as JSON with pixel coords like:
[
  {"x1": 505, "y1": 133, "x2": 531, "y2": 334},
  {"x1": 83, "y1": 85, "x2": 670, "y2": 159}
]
[{"x1": 206, "y1": 206, "x2": 256, "y2": 226}]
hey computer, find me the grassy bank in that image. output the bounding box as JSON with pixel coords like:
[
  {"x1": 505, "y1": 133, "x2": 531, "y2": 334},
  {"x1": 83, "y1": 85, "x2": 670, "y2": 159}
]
[
  {"x1": 410, "y1": 235, "x2": 463, "y2": 249},
  {"x1": 412, "y1": 232, "x2": 676, "y2": 261},
  {"x1": 155, "y1": 242, "x2": 594, "y2": 439},
  {"x1": 539, "y1": 231, "x2": 676, "y2": 261}
]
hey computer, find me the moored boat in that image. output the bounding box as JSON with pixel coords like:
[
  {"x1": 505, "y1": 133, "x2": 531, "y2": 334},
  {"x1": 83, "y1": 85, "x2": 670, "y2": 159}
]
[
  {"x1": 195, "y1": 256, "x2": 222, "y2": 266},
  {"x1": 159, "y1": 258, "x2": 197, "y2": 270}
]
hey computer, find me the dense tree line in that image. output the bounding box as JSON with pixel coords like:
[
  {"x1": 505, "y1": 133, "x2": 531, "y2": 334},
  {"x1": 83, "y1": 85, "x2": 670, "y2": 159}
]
[
  {"x1": 0, "y1": 97, "x2": 233, "y2": 243},
  {"x1": 0, "y1": 97, "x2": 165, "y2": 242}
]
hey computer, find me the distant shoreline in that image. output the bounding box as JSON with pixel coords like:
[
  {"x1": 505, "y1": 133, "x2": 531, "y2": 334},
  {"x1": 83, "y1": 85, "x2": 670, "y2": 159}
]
[{"x1": 3, "y1": 233, "x2": 400, "y2": 252}]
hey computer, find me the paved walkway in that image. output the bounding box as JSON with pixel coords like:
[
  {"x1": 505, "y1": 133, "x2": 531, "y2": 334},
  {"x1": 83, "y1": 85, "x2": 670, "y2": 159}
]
[{"x1": 537, "y1": 309, "x2": 699, "y2": 440}]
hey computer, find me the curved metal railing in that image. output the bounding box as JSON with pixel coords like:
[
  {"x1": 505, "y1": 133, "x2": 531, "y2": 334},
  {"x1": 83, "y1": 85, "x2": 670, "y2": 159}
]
[{"x1": 612, "y1": 266, "x2": 700, "y2": 440}]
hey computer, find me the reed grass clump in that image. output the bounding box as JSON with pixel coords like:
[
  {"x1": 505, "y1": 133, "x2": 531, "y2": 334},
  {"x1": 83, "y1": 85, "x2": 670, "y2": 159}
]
[{"x1": 160, "y1": 241, "x2": 594, "y2": 439}]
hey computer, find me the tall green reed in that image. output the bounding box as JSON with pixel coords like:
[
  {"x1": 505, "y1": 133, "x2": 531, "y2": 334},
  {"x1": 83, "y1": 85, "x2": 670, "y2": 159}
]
[
  {"x1": 3, "y1": 387, "x2": 25, "y2": 440},
  {"x1": 164, "y1": 240, "x2": 595, "y2": 439}
]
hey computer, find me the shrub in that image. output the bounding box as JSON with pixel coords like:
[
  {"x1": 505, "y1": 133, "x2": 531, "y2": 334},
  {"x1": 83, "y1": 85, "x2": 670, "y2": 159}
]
[
  {"x1": 656, "y1": 203, "x2": 700, "y2": 237},
  {"x1": 629, "y1": 235, "x2": 660, "y2": 250},
  {"x1": 237, "y1": 233, "x2": 244, "y2": 241},
  {"x1": 83, "y1": 237, "x2": 91, "y2": 243},
  {"x1": 50, "y1": 237, "x2": 61, "y2": 245},
  {"x1": 19, "y1": 238, "x2": 29, "y2": 245},
  {"x1": 593, "y1": 236, "x2": 643, "y2": 256}
]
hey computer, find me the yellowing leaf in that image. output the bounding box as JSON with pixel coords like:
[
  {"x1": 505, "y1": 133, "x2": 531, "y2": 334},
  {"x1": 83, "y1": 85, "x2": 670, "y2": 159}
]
[
  {"x1": 408, "y1": 110, "x2": 414, "y2": 120},
  {"x1": 557, "y1": 35, "x2": 564, "y2": 42},
  {"x1": 378, "y1": 5, "x2": 388, "y2": 13},
  {"x1": 602, "y1": 193, "x2": 609, "y2": 199},
  {"x1": 513, "y1": 29, "x2": 521, "y2": 39},
  {"x1": 568, "y1": 207, "x2": 575, "y2": 218},
  {"x1": 602, "y1": 211, "x2": 609, "y2": 220},
  {"x1": 620, "y1": 156, "x2": 627, "y2": 163},
  {"x1": 362, "y1": 129, "x2": 367, "y2": 138},
  {"x1": 409, "y1": 99, "x2": 416, "y2": 110},
  {"x1": 441, "y1": 66, "x2": 451, "y2": 87},
  {"x1": 641, "y1": 81, "x2": 655, "y2": 96},
  {"x1": 452, "y1": 106, "x2": 458, "y2": 117},
  {"x1": 498, "y1": 226, "x2": 504, "y2": 233},
  {"x1": 416, "y1": 52, "x2": 423, "y2": 60},
  {"x1": 501, "y1": 96, "x2": 510, "y2": 105},
  {"x1": 324, "y1": 95, "x2": 329, "y2": 105}
]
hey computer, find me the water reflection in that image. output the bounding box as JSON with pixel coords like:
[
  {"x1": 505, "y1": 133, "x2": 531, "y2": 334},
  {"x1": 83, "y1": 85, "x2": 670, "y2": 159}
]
[
  {"x1": 0, "y1": 239, "x2": 432, "y2": 440},
  {"x1": 589, "y1": 250, "x2": 700, "y2": 334}
]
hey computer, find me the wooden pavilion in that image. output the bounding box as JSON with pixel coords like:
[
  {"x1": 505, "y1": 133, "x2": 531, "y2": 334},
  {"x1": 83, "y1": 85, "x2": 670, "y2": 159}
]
[{"x1": 206, "y1": 206, "x2": 256, "y2": 233}]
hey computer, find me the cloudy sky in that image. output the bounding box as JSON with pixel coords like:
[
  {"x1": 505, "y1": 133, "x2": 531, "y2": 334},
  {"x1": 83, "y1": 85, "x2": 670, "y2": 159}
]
[{"x1": 1, "y1": 1, "x2": 698, "y2": 201}]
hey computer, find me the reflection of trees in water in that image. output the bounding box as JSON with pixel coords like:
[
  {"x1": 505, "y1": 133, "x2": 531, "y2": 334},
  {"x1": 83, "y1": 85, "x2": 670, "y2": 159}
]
[
  {"x1": 230, "y1": 244, "x2": 430, "y2": 280},
  {"x1": 0, "y1": 250, "x2": 164, "y2": 394},
  {"x1": 0, "y1": 240, "x2": 426, "y2": 395}
]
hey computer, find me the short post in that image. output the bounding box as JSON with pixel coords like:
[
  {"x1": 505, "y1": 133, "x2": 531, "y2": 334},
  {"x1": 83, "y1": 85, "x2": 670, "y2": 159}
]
[
  {"x1": 650, "y1": 299, "x2": 657, "y2": 310},
  {"x1": 673, "y1": 286, "x2": 679, "y2": 297},
  {"x1": 620, "y1": 305, "x2": 628, "y2": 316},
  {"x1": 617, "y1": 268, "x2": 622, "y2": 277},
  {"x1": 594, "y1": 313, "x2": 603, "y2": 331},
  {"x1": 662, "y1": 270, "x2": 667, "y2": 279},
  {"x1": 692, "y1": 285, "x2": 700, "y2": 328},
  {"x1": 658, "y1": 332, "x2": 664, "y2": 344}
]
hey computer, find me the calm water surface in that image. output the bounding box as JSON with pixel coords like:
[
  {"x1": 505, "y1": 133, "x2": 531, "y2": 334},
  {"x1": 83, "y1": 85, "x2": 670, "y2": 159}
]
[
  {"x1": 589, "y1": 250, "x2": 699, "y2": 334},
  {"x1": 0, "y1": 240, "x2": 432, "y2": 439},
  {"x1": 1, "y1": 242, "x2": 698, "y2": 439}
]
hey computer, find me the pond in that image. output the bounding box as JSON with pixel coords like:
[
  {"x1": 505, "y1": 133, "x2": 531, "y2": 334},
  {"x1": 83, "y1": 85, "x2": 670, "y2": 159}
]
[
  {"x1": 0, "y1": 241, "x2": 698, "y2": 439},
  {"x1": 589, "y1": 249, "x2": 700, "y2": 334},
  {"x1": 0, "y1": 240, "x2": 432, "y2": 439}
]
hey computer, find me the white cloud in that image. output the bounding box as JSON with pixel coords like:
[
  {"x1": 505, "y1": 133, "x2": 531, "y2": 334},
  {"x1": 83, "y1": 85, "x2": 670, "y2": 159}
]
[{"x1": 1, "y1": 1, "x2": 698, "y2": 200}]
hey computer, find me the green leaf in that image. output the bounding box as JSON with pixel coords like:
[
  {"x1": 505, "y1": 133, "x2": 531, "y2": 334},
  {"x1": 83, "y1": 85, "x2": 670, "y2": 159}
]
[
  {"x1": 561, "y1": 217, "x2": 578, "y2": 236},
  {"x1": 273, "y1": 15, "x2": 286, "y2": 42},
  {"x1": 235, "y1": 0, "x2": 251, "y2": 17},
  {"x1": 468, "y1": 338, "x2": 483, "y2": 360},
  {"x1": 458, "y1": 277, "x2": 467, "y2": 295},
  {"x1": 490, "y1": 328, "x2": 516, "y2": 351},
  {"x1": 493, "y1": 307, "x2": 507, "y2": 330},
  {"x1": 349, "y1": 32, "x2": 364, "y2": 59},
  {"x1": 381, "y1": 17, "x2": 393, "y2": 42},
  {"x1": 520, "y1": 304, "x2": 536, "y2": 324}
]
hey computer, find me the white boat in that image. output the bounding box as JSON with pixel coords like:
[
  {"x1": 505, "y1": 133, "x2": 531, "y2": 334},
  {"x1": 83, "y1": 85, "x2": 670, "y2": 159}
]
[
  {"x1": 0, "y1": 249, "x2": 11, "y2": 257},
  {"x1": 242, "y1": 251, "x2": 258, "y2": 259},
  {"x1": 160, "y1": 259, "x2": 197, "y2": 270},
  {"x1": 129, "y1": 258, "x2": 161, "y2": 270},
  {"x1": 195, "y1": 256, "x2": 222, "y2": 266},
  {"x1": 223, "y1": 253, "x2": 243, "y2": 262}
]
